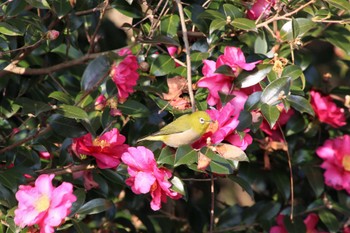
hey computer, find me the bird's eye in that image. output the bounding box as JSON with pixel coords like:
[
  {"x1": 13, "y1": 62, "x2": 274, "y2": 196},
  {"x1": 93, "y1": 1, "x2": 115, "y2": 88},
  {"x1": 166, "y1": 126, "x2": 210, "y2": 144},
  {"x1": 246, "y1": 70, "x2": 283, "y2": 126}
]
[{"x1": 199, "y1": 117, "x2": 205, "y2": 124}]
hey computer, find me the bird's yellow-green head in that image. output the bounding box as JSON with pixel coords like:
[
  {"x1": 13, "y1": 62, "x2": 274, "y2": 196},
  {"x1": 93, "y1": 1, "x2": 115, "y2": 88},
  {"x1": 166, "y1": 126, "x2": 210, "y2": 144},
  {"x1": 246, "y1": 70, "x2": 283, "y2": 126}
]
[{"x1": 137, "y1": 111, "x2": 212, "y2": 147}]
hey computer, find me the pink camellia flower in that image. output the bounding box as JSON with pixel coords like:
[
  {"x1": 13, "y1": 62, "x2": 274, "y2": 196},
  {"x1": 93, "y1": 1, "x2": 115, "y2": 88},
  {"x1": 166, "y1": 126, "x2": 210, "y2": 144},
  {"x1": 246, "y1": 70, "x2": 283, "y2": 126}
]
[
  {"x1": 38, "y1": 151, "x2": 51, "y2": 159},
  {"x1": 71, "y1": 128, "x2": 129, "y2": 169},
  {"x1": 14, "y1": 174, "x2": 76, "y2": 233},
  {"x1": 270, "y1": 213, "x2": 327, "y2": 233},
  {"x1": 121, "y1": 146, "x2": 182, "y2": 211},
  {"x1": 316, "y1": 135, "x2": 350, "y2": 193},
  {"x1": 216, "y1": 47, "x2": 261, "y2": 76},
  {"x1": 73, "y1": 171, "x2": 99, "y2": 191},
  {"x1": 310, "y1": 90, "x2": 346, "y2": 128},
  {"x1": 110, "y1": 48, "x2": 139, "y2": 103},
  {"x1": 197, "y1": 60, "x2": 233, "y2": 106},
  {"x1": 193, "y1": 91, "x2": 253, "y2": 150},
  {"x1": 197, "y1": 46, "x2": 260, "y2": 107},
  {"x1": 246, "y1": 0, "x2": 275, "y2": 20}
]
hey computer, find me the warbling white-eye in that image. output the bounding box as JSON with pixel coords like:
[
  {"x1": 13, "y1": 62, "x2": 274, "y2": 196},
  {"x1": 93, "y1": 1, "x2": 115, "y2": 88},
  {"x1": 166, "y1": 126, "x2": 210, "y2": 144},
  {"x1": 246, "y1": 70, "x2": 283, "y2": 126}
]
[{"x1": 137, "y1": 111, "x2": 212, "y2": 147}]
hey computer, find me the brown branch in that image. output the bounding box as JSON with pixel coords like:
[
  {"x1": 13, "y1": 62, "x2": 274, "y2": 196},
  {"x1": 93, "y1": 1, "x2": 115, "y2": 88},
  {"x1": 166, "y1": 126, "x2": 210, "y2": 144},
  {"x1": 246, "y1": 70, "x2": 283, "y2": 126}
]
[
  {"x1": 0, "y1": 126, "x2": 52, "y2": 154},
  {"x1": 0, "y1": 48, "x2": 125, "y2": 77},
  {"x1": 175, "y1": 0, "x2": 196, "y2": 112},
  {"x1": 37, "y1": 163, "x2": 96, "y2": 176}
]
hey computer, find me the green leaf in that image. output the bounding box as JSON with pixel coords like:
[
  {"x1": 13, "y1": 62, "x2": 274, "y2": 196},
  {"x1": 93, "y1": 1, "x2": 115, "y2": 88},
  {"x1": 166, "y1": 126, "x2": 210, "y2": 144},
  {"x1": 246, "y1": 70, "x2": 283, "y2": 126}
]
[
  {"x1": 236, "y1": 64, "x2": 272, "y2": 88},
  {"x1": 244, "y1": 91, "x2": 262, "y2": 111},
  {"x1": 291, "y1": 18, "x2": 300, "y2": 40},
  {"x1": 254, "y1": 31, "x2": 268, "y2": 54},
  {"x1": 198, "y1": 10, "x2": 226, "y2": 20},
  {"x1": 25, "y1": 0, "x2": 50, "y2": 9},
  {"x1": 303, "y1": 166, "x2": 324, "y2": 197},
  {"x1": 261, "y1": 104, "x2": 280, "y2": 128},
  {"x1": 285, "y1": 113, "x2": 306, "y2": 136},
  {"x1": 160, "y1": 14, "x2": 180, "y2": 37},
  {"x1": 48, "y1": 91, "x2": 74, "y2": 105},
  {"x1": 272, "y1": 170, "x2": 290, "y2": 200},
  {"x1": 69, "y1": 188, "x2": 86, "y2": 216},
  {"x1": 319, "y1": 210, "x2": 340, "y2": 233},
  {"x1": 170, "y1": 176, "x2": 186, "y2": 196},
  {"x1": 150, "y1": 54, "x2": 175, "y2": 76},
  {"x1": 72, "y1": 221, "x2": 92, "y2": 233},
  {"x1": 174, "y1": 145, "x2": 197, "y2": 167},
  {"x1": 325, "y1": 0, "x2": 350, "y2": 11},
  {"x1": 209, "y1": 19, "x2": 226, "y2": 34},
  {"x1": 81, "y1": 56, "x2": 110, "y2": 91},
  {"x1": 49, "y1": 114, "x2": 87, "y2": 138},
  {"x1": 286, "y1": 95, "x2": 314, "y2": 116},
  {"x1": 52, "y1": 0, "x2": 72, "y2": 18},
  {"x1": 231, "y1": 18, "x2": 256, "y2": 30},
  {"x1": 280, "y1": 18, "x2": 315, "y2": 41},
  {"x1": 284, "y1": 216, "x2": 307, "y2": 233},
  {"x1": 0, "y1": 22, "x2": 23, "y2": 36},
  {"x1": 191, "y1": 51, "x2": 209, "y2": 69},
  {"x1": 118, "y1": 100, "x2": 150, "y2": 118},
  {"x1": 157, "y1": 146, "x2": 175, "y2": 165},
  {"x1": 223, "y1": 4, "x2": 244, "y2": 19},
  {"x1": 229, "y1": 175, "x2": 254, "y2": 200},
  {"x1": 139, "y1": 35, "x2": 180, "y2": 46},
  {"x1": 77, "y1": 198, "x2": 113, "y2": 215},
  {"x1": 57, "y1": 105, "x2": 89, "y2": 120},
  {"x1": 215, "y1": 65, "x2": 236, "y2": 77},
  {"x1": 257, "y1": 202, "x2": 281, "y2": 221},
  {"x1": 236, "y1": 110, "x2": 252, "y2": 131},
  {"x1": 99, "y1": 169, "x2": 125, "y2": 185},
  {"x1": 16, "y1": 97, "x2": 52, "y2": 116},
  {"x1": 260, "y1": 77, "x2": 291, "y2": 105},
  {"x1": 202, "y1": 147, "x2": 235, "y2": 174},
  {"x1": 113, "y1": 1, "x2": 143, "y2": 18},
  {"x1": 281, "y1": 65, "x2": 302, "y2": 80}
]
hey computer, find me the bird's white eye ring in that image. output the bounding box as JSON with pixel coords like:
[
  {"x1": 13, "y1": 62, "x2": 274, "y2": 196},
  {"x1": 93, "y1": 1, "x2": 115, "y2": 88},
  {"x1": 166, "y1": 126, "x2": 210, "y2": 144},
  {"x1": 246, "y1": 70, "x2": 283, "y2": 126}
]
[{"x1": 199, "y1": 117, "x2": 205, "y2": 124}]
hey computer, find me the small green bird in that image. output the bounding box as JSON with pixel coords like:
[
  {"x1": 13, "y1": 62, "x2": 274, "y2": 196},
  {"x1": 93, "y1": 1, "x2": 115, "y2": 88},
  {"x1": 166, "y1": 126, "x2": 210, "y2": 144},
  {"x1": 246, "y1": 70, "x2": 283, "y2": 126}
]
[{"x1": 137, "y1": 111, "x2": 212, "y2": 147}]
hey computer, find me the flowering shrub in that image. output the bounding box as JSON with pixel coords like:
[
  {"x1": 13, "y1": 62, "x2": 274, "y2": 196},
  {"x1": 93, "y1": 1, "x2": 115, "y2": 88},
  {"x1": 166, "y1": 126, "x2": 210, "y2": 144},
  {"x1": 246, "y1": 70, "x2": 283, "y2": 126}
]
[{"x1": 1, "y1": 0, "x2": 350, "y2": 232}]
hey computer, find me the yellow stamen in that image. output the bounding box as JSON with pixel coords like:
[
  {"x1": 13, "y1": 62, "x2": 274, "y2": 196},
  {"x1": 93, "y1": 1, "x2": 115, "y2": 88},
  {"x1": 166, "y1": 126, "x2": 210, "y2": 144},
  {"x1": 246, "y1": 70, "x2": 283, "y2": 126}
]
[
  {"x1": 34, "y1": 194, "x2": 50, "y2": 212},
  {"x1": 93, "y1": 138, "x2": 110, "y2": 148},
  {"x1": 342, "y1": 155, "x2": 350, "y2": 172}
]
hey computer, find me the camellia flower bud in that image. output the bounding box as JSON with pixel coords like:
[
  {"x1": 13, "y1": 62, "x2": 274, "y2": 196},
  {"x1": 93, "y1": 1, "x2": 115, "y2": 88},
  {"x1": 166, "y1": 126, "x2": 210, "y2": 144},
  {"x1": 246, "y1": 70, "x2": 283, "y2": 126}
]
[{"x1": 46, "y1": 30, "x2": 60, "y2": 40}]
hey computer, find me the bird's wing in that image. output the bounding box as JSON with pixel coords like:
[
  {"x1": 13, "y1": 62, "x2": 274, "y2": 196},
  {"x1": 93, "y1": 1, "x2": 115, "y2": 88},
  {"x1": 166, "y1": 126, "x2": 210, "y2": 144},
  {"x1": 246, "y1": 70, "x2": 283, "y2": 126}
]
[{"x1": 152, "y1": 114, "x2": 192, "y2": 136}]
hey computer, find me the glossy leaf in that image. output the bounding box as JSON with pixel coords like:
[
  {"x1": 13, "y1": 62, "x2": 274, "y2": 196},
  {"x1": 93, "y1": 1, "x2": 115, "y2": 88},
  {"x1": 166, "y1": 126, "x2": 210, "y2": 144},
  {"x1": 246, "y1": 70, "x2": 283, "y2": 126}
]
[
  {"x1": 223, "y1": 4, "x2": 244, "y2": 19},
  {"x1": 49, "y1": 114, "x2": 87, "y2": 138},
  {"x1": 284, "y1": 216, "x2": 307, "y2": 233},
  {"x1": 16, "y1": 97, "x2": 52, "y2": 116},
  {"x1": 160, "y1": 14, "x2": 180, "y2": 37},
  {"x1": 57, "y1": 104, "x2": 89, "y2": 120},
  {"x1": 49, "y1": 91, "x2": 74, "y2": 105},
  {"x1": 157, "y1": 146, "x2": 175, "y2": 165},
  {"x1": 76, "y1": 198, "x2": 113, "y2": 215},
  {"x1": 118, "y1": 100, "x2": 150, "y2": 118},
  {"x1": 261, "y1": 103, "x2": 280, "y2": 128},
  {"x1": 0, "y1": 22, "x2": 23, "y2": 36},
  {"x1": 244, "y1": 91, "x2": 262, "y2": 111},
  {"x1": 150, "y1": 54, "x2": 175, "y2": 76},
  {"x1": 25, "y1": 0, "x2": 50, "y2": 9},
  {"x1": 231, "y1": 18, "x2": 256, "y2": 30},
  {"x1": 325, "y1": 0, "x2": 350, "y2": 11},
  {"x1": 81, "y1": 56, "x2": 110, "y2": 91},
  {"x1": 174, "y1": 145, "x2": 197, "y2": 167},
  {"x1": 286, "y1": 95, "x2": 314, "y2": 116},
  {"x1": 319, "y1": 210, "x2": 340, "y2": 232},
  {"x1": 236, "y1": 64, "x2": 272, "y2": 88},
  {"x1": 260, "y1": 77, "x2": 291, "y2": 105},
  {"x1": 209, "y1": 19, "x2": 226, "y2": 34},
  {"x1": 170, "y1": 176, "x2": 186, "y2": 196},
  {"x1": 73, "y1": 220, "x2": 93, "y2": 233},
  {"x1": 280, "y1": 18, "x2": 315, "y2": 41},
  {"x1": 303, "y1": 166, "x2": 324, "y2": 197}
]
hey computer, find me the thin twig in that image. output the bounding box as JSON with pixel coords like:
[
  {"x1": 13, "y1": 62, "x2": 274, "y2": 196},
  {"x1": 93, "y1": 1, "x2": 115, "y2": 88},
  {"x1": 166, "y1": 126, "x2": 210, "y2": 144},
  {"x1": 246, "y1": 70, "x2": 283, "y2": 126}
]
[
  {"x1": 175, "y1": 0, "x2": 196, "y2": 112},
  {"x1": 209, "y1": 174, "x2": 215, "y2": 233},
  {"x1": 0, "y1": 126, "x2": 52, "y2": 154},
  {"x1": 88, "y1": 0, "x2": 110, "y2": 54},
  {"x1": 278, "y1": 123, "x2": 294, "y2": 221}
]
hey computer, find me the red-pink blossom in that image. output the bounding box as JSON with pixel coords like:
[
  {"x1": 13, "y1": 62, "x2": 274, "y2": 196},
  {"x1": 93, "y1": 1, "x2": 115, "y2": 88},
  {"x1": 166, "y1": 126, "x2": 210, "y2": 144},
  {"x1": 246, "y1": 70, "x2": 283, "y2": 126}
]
[
  {"x1": 38, "y1": 151, "x2": 51, "y2": 159},
  {"x1": 310, "y1": 90, "x2": 346, "y2": 128},
  {"x1": 216, "y1": 46, "x2": 261, "y2": 76},
  {"x1": 73, "y1": 171, "x2": 99, "y2": 190},
  {"x1": 47, "y1": 30, "x2": 59, "y2": 40},
  {"x1": 270, "y1": 214, "x2": 327, "y2": 233},
  {"x1": 14, "y1": 174, "x2": 76, "y2": 233},
  {"x1": 121, "y1": 146, "x2": 182, "y2": 211},
  {"x1": 193, "y1": 92, "x2": 253, "y2": 150},
  {"x1": 197, "y1": 46, "x2": 260, "y2": 107},
  {"x1": 247, "y1": 0, "x2": 275, "y2": 20},
  {"x1": 110, "y1": 48, "x2": 139, "y2": 103},
  {"x1": 72, "y1": 128, "x2": 129, "y2": 169},
  {"x1": 316, "y1": 135, "x2": 350, "y2": 193},
  {"x1": 197, "y1": 60, "x2": 233, "y2": 106}
]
